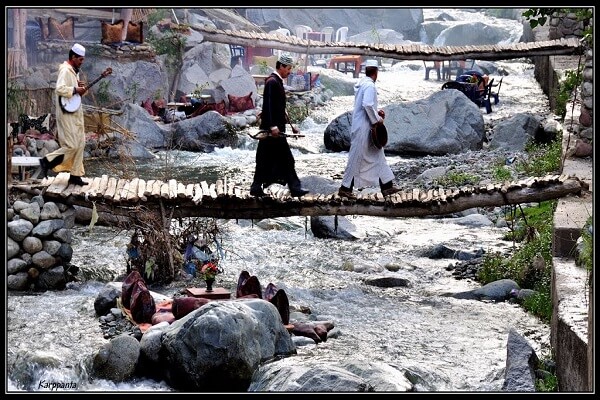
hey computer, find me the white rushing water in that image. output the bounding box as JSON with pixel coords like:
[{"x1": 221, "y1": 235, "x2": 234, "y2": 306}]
[{"x1": 7, "y1": 9, "x2": 554, "y2": 392}]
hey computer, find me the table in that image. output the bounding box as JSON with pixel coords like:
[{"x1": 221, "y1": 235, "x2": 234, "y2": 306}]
[
  {"x1": 11, "y1": 156, "x2": 42, "y2": 181},
  {"x1": 167, "y1": 102, "x2": 186, "y2": 109},
  {"x1": 252, "y1": 74, "x2": 270, "y2": 94},
  {"x1": 252, "y1": 74, "x2": 270, "y2": 85},
  {"x1": 186, "y1": 287, "x2": 231, "y2": 300},
  {"x1": 329, "y1": 55, "x2": 362, "y2": 78}
]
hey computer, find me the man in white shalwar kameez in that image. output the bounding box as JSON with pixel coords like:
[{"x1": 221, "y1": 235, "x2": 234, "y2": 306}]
[
  {"x1": 338, "y1": 60, "x2": 400, "y2": 199},
  {"x1": 39, "y1": 43, "x2": 89, "y2": 186}
]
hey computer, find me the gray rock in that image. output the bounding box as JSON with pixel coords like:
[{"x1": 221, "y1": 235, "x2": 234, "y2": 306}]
[
  {"x1": 92, "y1": 334, "x2": 141, "y2": 382},
  {"x1": 502, "y1": 329, "x2": 538, "y2": 391},
  {"x1": 160, "y1": 299, "x2": 296, "y2": 391}
]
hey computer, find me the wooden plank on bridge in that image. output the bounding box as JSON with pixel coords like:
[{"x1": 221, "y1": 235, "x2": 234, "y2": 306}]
[
  {"x1": 62, "y1": 179, "x2": 80, "y2": 198},
  {"x1": 104, "y1": 177, "x2": 118, "y2": 200},
  {"x1": 216, "y1": 179, "x2": 225, "y2": 197},
  {"x1": 177, "y1": 182, "x2": 186, "y2": 199},
  {"x1": 96, "y1": 175, "x2": 109, "y2": 198},
  {"x1": 152, "y1": 180, "x2": 163, "y2": 198},
  {"x1": 80, "y1": 176, "x2": 99, "y2": 198},
  {"x1": 185, "y1": 183, "x2": 194, "y2": 199},
  {"x1": 160, "y1": 181, "x2": 170, "y2": 199},
  {"x1": 303, "y1": 193, "x2": 317, "y2": 202},
  {"x1": 45, "y1": 172, "x2": 69, "y2": 195},
  {"x1": 113, "y1": 179, "x2": 127, "y2": 202},
  {"x1": 144, "y1": 179, "x2": 155, "y2": 198},
  {"x1": 125, "y1": 178, "x2": 140, "y2": 202},
  {"x1": 412, "y1": 188, "x2": 420, "y2": 202},
  {"x1": 168, "y1": 179, "x2": 177, "y2": 199},
  {"x1": 201, "y1": 181, "x2": 210, "y2": 199},
  {"x1": 233, "y1": 186, "x2": 244, "y2": 199},
  {"x1": 137, "y1": 179, "x2": 147, "y2": 201},
  {"x1": 192, "y1": 183, "x2": 203, "y2": 204}
]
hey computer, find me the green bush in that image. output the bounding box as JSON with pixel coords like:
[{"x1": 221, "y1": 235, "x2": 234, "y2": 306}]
[
  {"x1": 516, "y1": 138, "x2": 562, "y2": 177},
  {"x1": 555, "y1": 68, "x2": 583, "y2": 120},
  {"x1": 287, "y1": 103, "x2": 309, "y2": 124},
  {"x1": 478, "y1": 201, "x2": 556, "y2": 322},
  {"x1": 492, "y1": 158, "x2": 513, "y2": 182},
  {"x1": 433, "y1": 171, "x2": 480, "y2": 187}
]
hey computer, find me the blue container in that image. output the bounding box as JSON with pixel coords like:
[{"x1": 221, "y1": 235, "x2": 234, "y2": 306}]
[{"x1": 184, "y1": 262, "x2": 197, "y2": 277}]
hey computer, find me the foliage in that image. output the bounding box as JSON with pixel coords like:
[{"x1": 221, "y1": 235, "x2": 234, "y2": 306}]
[
  {"x1": 516, "y1": 138, "x2": 562, "y2": 176},
  {"x1": 7, "y1": 79, "x2": 28, "y2": 122},
  {"x1": 535, "y1": 357, "x2": 559, "y2": 391},
  {"x1": 522, "y1": 8, "x2": 593, "y2": 45},
  {"x1": 492, "y1": 159, "x2": 513, "y2": 182},
  {"x1": 93, "y1": 80, "x2": 111, "y2": 106},
  {"x1": 523, "y1": 289, "x2": 553, "y2": 323},
  {"x1": 433, "y1": 171, "x2": 480, "y2": 187},
  {"x1": 578, "y1": 216, "x2": 593, "y2": 289},
  {"x1": 555, "y1": 68, "x2": 583, "y2": 120},
  {"x1": 191, "y1": 82, "x2": 209, "y2": 98},
  {"x1": 521, "y1": 8, "x2": 556, "y2": 29},
  {"x1": 125, "y1": 81, "x2": 141, "y2": 105},
  {"x1": 146, "y1": 29, "x2": 187, "y2": 72},
  {"x1": 478, "y1": 201, "x2": 557, "y2": 322},
  {"x1": 257, "y1": 60, "x2": 270, "y2": 74},
  {"x1": 536, "y1": 372, "x2": 558, "y2": 391},
  {"x1": 287, "y1": 102, "x2": 309, "y2": 124},
  {"x1": 124, "y1": 216, "x2": 226, "y2": 285},
  {"x1": 146, "y1": 9, "x2": 170, "y2": 28}
]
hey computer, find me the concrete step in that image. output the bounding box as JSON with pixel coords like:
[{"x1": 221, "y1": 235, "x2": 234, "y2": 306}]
[{"x1": 552, "y1": 129, "x2": 592, "y2": 259}]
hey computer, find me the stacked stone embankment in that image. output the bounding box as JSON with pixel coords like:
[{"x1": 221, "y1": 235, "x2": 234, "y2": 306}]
[{"x1": 7, "y1": 194, "x2": 79, "y2": 291}]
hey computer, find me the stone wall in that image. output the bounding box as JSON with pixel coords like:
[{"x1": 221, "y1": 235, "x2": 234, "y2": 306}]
[
  {"x1": 36, "y1": 40, "x2": 156, "y2": 65},
  {"x1": 549, "y1": 11, "x2": 593, "y2": 156},
  {"x1": 7, "y1": 194, "x2": 79, "y2": 291},
  {"x1": 528, "y1": 11, "x2": 592, "y2": 158}
]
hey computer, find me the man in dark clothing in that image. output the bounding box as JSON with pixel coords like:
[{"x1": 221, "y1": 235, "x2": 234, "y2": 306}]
[{"x1": 250, "y1": 53, "x2": 309, "y2": 198}]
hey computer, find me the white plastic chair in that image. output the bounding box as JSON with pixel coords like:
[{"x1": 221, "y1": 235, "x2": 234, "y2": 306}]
[
  {"x1": 335, "y1": 26, "x2": 348, "y2": 42},
  {"x1": 271, "y1": 27, "x2": 290, "y2": 37},
  {"x1": 268, "y1": 28, "x2": 291, "y2": 59},
  {"x1": 294, "y1": 24, "x2": 312, "y2": 40},
  {"x1": 275, "y1": 28, "x2": 291, "y2": 36},
  {"x1": 321, "y1": 26, "x2": 334, "y2": 43}
]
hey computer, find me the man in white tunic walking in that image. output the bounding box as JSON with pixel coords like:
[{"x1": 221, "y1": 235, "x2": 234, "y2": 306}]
[{"x1": 338, "y1": 60, "x2": 400, "y2": 199}]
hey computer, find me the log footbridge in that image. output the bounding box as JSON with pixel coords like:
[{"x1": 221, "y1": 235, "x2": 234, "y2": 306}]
[{"x1": 25, "y1": 172, "x2": 588, "y2": 220}]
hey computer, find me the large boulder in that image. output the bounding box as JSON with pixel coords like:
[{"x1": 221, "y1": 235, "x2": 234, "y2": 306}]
[
  {"x1": 324, "y1": 89, "x2": 485, "y2": 155},
  {"x1": 160, "y1": 299, "x2": 296, "y2": 391}
]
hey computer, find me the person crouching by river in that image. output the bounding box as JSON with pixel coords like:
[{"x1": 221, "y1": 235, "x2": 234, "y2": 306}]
[{"x1": 249, "y1": 53, "x2": 309, "y2": 198}]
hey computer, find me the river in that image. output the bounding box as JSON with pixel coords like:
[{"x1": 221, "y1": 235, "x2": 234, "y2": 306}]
[{"x1": 7, "y1": 9, "x2": 554, "y2": 392}]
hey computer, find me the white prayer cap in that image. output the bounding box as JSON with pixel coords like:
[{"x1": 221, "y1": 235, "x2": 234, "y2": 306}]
[
  {"x1": 71, "y1": 43, "x2": 86, "y2": 57},
  {"x1": 365, "y1": 59, "x2": 378, "y2": 68},
  {"x1": 278, "y1": 53, "x2": 294, "y2": 66}
]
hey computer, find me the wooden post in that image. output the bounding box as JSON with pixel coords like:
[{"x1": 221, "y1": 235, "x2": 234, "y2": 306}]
[
  {"x1": 10, "y1": 8, "x2": 27, "y2": 75},
  {"x1": 305, "y1": 40, "x2": 310, "y2": 71}
]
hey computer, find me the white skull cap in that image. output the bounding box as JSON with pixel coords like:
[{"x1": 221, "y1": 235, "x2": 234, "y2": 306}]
[
  {"x1": 365, "y1": 59, "x2": 378, "y2": 68},
  {"x1": 278, "y1": 53, "x2": 294, "y2": 66},
  {"x1": 71, "y1": 43, "x2": 86, "y2": 57}
]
